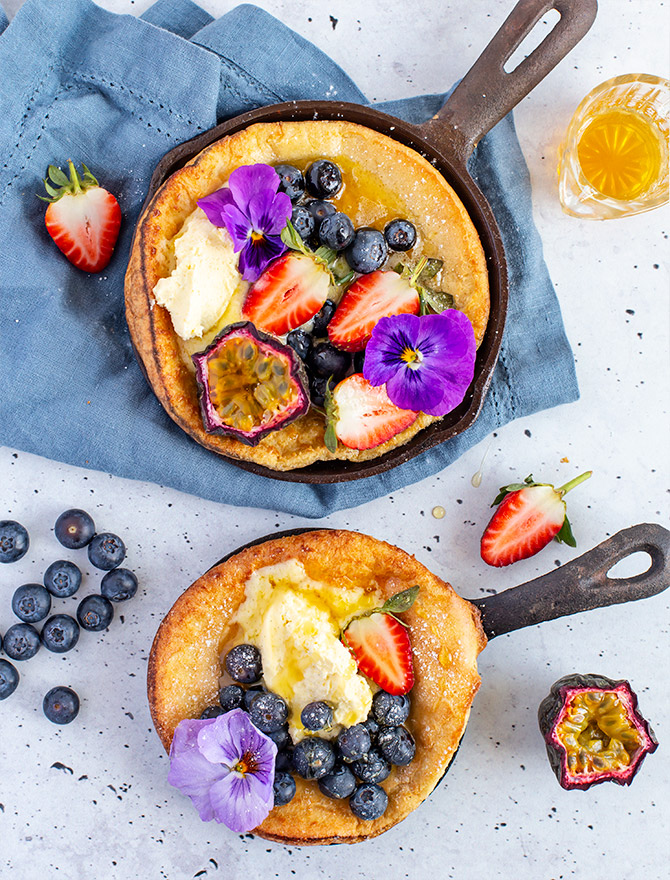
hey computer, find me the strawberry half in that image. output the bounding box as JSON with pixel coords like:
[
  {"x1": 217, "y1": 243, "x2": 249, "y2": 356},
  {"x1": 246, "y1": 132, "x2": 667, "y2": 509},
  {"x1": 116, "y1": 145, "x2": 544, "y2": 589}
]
[
  {"x1": 41, "y1": 161, "x2": 121, "y2": 273},
  {"x1": 327, "y1": 269, "x2": 420, "y2": 352},
  {"x1": 342, "y1": 586, "x2": 418, "y2": 695},
  {"x1": 328, "y1": 373, "x2": 418, "y2": 451},
  {"x1": 242, "y1": 252, "x2": 331, "y2": 336},
  {"x1": 480, "y1": 472, "x2": 592, "y2": 567}
]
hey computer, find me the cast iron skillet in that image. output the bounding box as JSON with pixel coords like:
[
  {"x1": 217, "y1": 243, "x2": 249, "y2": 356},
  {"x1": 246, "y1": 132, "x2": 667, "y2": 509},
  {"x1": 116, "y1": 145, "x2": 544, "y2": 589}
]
[{"x1": 136, "y1": 0, "x2": 598, "y2": 483}]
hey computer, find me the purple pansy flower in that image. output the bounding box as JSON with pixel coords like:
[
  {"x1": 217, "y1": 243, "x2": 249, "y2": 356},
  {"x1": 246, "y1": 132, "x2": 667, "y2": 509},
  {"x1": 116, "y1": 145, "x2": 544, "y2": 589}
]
[
  {"x1": 167, "y1": 709, "x2": 277, "y2": 832},
  {"x1": 363, "y1": 311, "x2": 476, "y2": 416},
  {"x1": 197, "y1": 164, "x2": 291, "y2": 282}
]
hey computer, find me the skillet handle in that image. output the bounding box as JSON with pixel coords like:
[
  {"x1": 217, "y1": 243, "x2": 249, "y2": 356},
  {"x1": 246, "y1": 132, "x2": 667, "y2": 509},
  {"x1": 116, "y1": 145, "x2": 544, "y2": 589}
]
[
  {"x1": 471, "y1": 523, "x2": 670, "y2": 640},
  {"x1": 417, "y1": 0, "x2": 597, "y2": 164}
]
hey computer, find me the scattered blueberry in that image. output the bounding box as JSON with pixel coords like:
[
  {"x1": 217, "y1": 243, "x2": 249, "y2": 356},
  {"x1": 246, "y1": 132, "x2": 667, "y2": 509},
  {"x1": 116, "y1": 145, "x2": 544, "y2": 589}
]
[
  {"x1": 275, "y1": 164, "x2": 305, "y2": 203},
  {"x1": 301, "y1": 700, "x2": 333, "y2": 732},
  {"x1": 307, "y1": 342, "x2": 351, "y2": 381},
  {"x1": 337, "y1": 723, "x2": 371, "y2": 762},
  {"x1": 225, "y1": 644, "x2": 262, "y2": 684},
  {"x1": 54, "y1": 509, "x2": 95, "y2": 549},
  {"x1": 0, "y1": 520, "x2": 29, "y2": 563},
  {"x1": 311, "y1": 299, "x2": 337, "y2": 337},
  {"x1": 243, "y1": 684, "x2": 264, "y2": 710},
  {"x1": 384, "y1": 218, "x2": 417, "y2": 252},
  {"x1": 100, "y1": 568, "x2": 138, "y2": 602},
  {"x1": 44, "y1": 560, "x2": 82, "y2": 598},
  {"x1": 76, "y1": 595, "x2": 114, "y2": 632},
  {"x1": 363, "y1": 714, "x2": 380, "y2": 743},
  {"x1": 43, "y1": 686, "x2": 80, "y2": 724},
  {"x1": 200, "y1": 705, "x2": 224, "y2": 719},
  {"x1": 305, "y1": 199, "x2": 337, "y2": 229},
  {"x1": 219, "y1": 683, "x2": 245, "y2": 712},
  {"x1": 292, "y1": 736, "x2": 336, "y2": 780},
  {"x1": 344, "y1": 228, "x2": 388, "y2": 274},
  {"x1": 305, "y1": 159, "x2": 343, "y2": 199},
  {"x1": 349, "y1": 782, "x2": 388, "y2": 820},
  {"x1": 266, "y1": 723, "x2": 292, "y2": 751},
  {"x1": 350, "y1": 749, "x2": 391, "y2": 784},
  {"x1": 353, "y1": 350, "x2": 366, "y2": 374},
  {"x1": 377, "y1": 725, "x2": 416, "y2": 766},
  {"x1": 273, "y1": 771, "x2": 297, "y2": 806},
  {"x1": 275, "y1": 746, "x2": 294, "y2": 773},
  {"x1": 2, "y1": 623, "x2": 41, "y2": 661},
  {"x1": 286, "y1": 328, "x2": 313, "y2": 361},
  {"x1": 290, "y1": 204, "x2": 316, "y2": 242},
  {"x1": 87, "y1": 532, "x2": 126, "y2": 570},
  {"x1": 309, "y1": 374, "x2": 337, "y2": 408},
  {"x1": 371, "y1": 691, "x2": 411, "y2": 726},
  {"x1": 318, "y1": 211, "x2": 355, "y2": 251},
  {"x1": 249, "y1": 691, "x2": 289, "y2": 733},
  {"x1": 12, "y1": 583, "x2": 51, "y2": 623},
  {"x1": 0, "y1": 659, "x2": 20, "y2": 700},
  {"x1": 318, "y1": 763, "x2": 357, "y2": 800},
  {"x1": 41, "y1": 614, "x2": 80, "y2": 653}
]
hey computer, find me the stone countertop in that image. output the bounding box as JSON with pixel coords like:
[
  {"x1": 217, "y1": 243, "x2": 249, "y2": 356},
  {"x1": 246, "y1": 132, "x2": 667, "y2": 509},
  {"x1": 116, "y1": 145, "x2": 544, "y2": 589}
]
[{"x1": 1, "y1": 1, "x2": 668, "y2": 878}]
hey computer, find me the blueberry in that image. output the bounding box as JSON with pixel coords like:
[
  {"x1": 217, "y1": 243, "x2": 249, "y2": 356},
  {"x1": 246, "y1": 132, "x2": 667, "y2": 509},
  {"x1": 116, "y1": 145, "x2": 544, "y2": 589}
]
[
  {"x1": 307, "y1": 342, "x2": 351, "y2": 381},
  {"x1": 350, "y1": 749, "x2": 391, "y2": 784},
  {"x1": 286, "y1": 329, "x2": 313, "y2": 361},
  {"x1": 349, "y1": 782, "x2": 388, "y2": 820},
  {"x1": 384, "y1": 218, "x2": 417, "y2": 252},
  {"x1": 318, "y1": 763, "x2": 357, "y2": 800},
  {"x1": 41, "y1": 614, "x2": 80, "y2": 653},
  {"x1": 243, "y1": 685, "x2": 264, "y2": 710},
  {"x1": 275, "y1": 164, "x2": 305, "y2": 203},
  {"x1": 100, "y1": 568, "x2": 138, "y2": 602},
  {"x1": 363, "y1": 714, "x2": 380, "y2": 743},
  {"x1": 44, "y1": 560, "x2": 82, "y2": 598},
  {"x1": 311, "y1": 299, "x2": 337, "y2": 337},
  {"x1": 275, "y1": 745, "x2": 294, "y2": 773},
  {"x1": 292, "y1": 736, "x2": 336, "y2": 780},
  {"x1": 318, "y1": 212, "x2": 355, "y2": 251},
  {"x1": 377, "y1": 725, "x2": 416, "y2": 766},
  {"x1": 344, "y1": 228, "x2": 388, "y2": 274},
  {"x1": 224, "y1": 644, "x2": 262, "y2": 684},
  {"x1": 305, "y1": 159, "x2": 343, "y2": 199},
  {"x1": 266, "y1": 723, "x2": 292, "y2": 751},
  {"x1": 249, "y1": 691, "x2": 289, "y2": 733},
  {"x1": 12, "y1": 584, "x2": 51, "y2": 623},
  {"x1": 0, "y1": 520, "x2": 29, "y2": 563},
  {"x1": 301, "y1": 701, "x2": 333, "y2": 732},
  {"x1": 273, "y1": 771, "x2": 297, "y2": 806},
  {"x1": 54, "y1": 509, "x2": 95, "y2": 549},
  {"x1": 305, "y1": 199, "x2": 337, "y2": 228},
  {"x1": 200, "y1": 705, "x2": 224, "y2": 719},
  {"x1": 290, "y1": 205, "x2": 315, "y2": 242},
  {"x1": 87, "y1": 532, "x2": 126, "y2": 570},
  {"x1": 0, "y1": 659, "x2": 20, "y2": 700},
  {"x1": 353, "y1": 350, "x2": 366, "y2": 374},
  {"x1": 219, "y1": 683, "x2": 245, "y2": 712},
  {"x1": 2, "y1": 623, "x2": 41, "y2": 661},
  {"x1": 337, "y1": 723, "x2": 371, "y2": 762},
  {"x1": 309, "y1": 374, "x2": 336, "y2": 408},
  {"x1": 371, "y1": 691, "x2": 411, "y2": 726},
  {"x1": 76, "y1": 595, "x2": 114, "y2": 632},
  {"x1": 43, "y1": 686, "x2": 80, "y2": 724}
]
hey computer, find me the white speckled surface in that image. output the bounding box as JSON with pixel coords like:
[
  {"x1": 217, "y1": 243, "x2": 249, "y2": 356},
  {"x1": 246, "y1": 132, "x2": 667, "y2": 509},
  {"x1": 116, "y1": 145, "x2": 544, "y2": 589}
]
[{"x1": 1, "y1": 1, "x2": 669, "y2": 878}]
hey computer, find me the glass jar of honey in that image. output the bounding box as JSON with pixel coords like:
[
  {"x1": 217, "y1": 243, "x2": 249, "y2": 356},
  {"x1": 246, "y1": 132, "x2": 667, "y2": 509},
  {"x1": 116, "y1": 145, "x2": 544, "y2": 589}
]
[{"x1": 558, "y1": 74, "x2": 669, "y2": 219}]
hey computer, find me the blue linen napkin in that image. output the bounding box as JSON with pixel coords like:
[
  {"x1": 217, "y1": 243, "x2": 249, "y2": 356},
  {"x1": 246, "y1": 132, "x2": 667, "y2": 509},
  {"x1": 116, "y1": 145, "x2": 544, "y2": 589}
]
[{"x1": 0, "y1": 0, "x2": 579, "y2": 517}]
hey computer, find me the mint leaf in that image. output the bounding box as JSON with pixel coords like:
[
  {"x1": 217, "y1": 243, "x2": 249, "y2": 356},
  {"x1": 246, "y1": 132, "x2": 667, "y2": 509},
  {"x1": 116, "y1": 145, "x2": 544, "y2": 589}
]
[{"x1": 381, "y1": 585, "x2": 419, "y2": 614}]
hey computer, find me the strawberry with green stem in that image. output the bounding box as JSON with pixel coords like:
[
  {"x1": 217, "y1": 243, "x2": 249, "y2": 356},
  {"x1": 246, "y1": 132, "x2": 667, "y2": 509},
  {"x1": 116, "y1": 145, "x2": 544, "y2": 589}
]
[{"x1": 480, "y1": 471, "x2": 593, "y2": 567}]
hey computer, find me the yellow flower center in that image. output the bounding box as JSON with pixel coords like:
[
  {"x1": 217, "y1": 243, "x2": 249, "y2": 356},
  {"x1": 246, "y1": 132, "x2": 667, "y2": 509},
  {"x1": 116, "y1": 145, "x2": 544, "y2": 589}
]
[
  {"x1": 232, "y1": 750, "x2": 259, "y2": 776},
  {"x1": 250, "y1": 231, "x2": 265, "y2": 243},
  {"x1": 400, "y1": 346, "x2": 422, "y2": 369}
]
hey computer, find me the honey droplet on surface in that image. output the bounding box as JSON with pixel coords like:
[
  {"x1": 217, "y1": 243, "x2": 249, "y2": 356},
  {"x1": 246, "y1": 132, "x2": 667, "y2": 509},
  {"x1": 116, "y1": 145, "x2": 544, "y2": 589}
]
[{"x1": 432, "y1": 506, "x2": 445, "y2": 519}]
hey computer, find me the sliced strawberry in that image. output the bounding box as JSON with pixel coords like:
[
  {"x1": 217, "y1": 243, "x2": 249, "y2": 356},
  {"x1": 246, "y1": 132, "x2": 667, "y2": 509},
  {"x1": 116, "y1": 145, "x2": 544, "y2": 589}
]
[
  {"x1": 330, "y1": 374, "x2": 418, "y2": 450},
  {"x1": 327, "y1": 270, "x2": 419, "y2": 352},
  {"x1": 42, "y1": 161, "x2": 121, "y2": 273},
  {"x1": 242, "y1": 252, "x2": 331, "y2": 336},
  {"x1": 480, "y1": 472, "x2": 592, "y2": 567},
  {"x1": 343, "y1": 613, "x2": 414, "y2": 695}
]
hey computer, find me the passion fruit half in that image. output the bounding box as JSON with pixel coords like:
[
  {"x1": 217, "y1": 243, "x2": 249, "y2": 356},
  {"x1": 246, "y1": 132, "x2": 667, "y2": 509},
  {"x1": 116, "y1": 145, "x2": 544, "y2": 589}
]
[
  {"x1": 538, "y1": 673, "x2": 658, "y2": 790},
  {"x1": 192, "y1": 322, "x2": 310, "y2": 446}
]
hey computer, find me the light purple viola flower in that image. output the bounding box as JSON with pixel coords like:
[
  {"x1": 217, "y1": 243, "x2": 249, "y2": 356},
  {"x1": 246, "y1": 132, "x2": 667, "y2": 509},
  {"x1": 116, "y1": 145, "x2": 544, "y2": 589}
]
[
  {"x1": 167, "y1": 708, "x2": 277, "y2": 832},
  {"x1": 197, "y1": 164, "x2": 291, "y2": 282},
  {"x1": 363, "y1": 311, "x2": 476, "y2": 416}
]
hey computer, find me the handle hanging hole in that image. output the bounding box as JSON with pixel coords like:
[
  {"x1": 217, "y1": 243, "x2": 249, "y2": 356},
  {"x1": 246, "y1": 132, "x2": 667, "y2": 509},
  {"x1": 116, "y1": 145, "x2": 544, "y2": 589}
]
[
  {"x1": 503, "y1": 8, "x2": 562, "y2": 74},
  {"x1": 607, "y1": 551, "x2": 653, "y2": 580}
]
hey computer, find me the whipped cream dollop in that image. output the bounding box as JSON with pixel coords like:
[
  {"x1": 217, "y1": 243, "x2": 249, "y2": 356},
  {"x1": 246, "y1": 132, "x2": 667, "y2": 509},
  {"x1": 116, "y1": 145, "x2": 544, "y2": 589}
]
[
  {"x1": 153, "y1": 208, "x2": 246, "y2": 340},
  {"x1": 232, "y1": 559, "x2": 379, "y2": 741}
]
